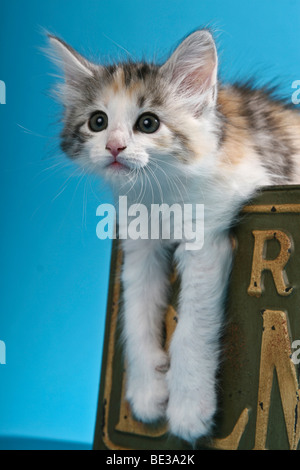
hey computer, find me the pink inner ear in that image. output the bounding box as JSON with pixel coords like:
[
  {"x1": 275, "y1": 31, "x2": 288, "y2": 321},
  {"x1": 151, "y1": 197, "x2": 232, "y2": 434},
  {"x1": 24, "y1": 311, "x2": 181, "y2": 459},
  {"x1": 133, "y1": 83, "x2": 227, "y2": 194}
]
[{"x1": 178, "y1": 61, "x2": 216, "y2": 94}]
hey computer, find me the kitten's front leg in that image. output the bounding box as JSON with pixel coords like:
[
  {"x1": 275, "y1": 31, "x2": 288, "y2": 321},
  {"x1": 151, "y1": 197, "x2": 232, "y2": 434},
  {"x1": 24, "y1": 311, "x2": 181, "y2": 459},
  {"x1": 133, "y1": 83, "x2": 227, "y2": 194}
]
[
  {"x1": 121, "y1": 239, "x2": 171, "y2": 423},
  {"x1": 167, "y1": 233, "x2": 233, "y2": 443}
]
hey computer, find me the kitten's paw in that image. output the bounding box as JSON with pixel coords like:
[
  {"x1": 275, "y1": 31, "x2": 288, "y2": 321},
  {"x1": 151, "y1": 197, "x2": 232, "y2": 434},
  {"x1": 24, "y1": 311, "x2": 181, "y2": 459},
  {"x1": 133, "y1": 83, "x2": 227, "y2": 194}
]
[
  {"x1": 126, "y1": 354, "x2": 170, "y2": 423},
  {"x1": 166, "y1": 387, "x2": 216, "y2": 443}
]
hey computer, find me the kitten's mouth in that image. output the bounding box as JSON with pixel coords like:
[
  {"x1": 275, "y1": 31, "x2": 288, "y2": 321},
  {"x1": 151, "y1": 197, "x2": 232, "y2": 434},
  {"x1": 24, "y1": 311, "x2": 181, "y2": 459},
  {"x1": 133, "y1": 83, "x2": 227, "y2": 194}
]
[
  {"x1": 110, "y1": 161, "x2": 125, "y2": 169},
  {"x1": 106, "y1": 158, "x2": 130, "y2": 172}
]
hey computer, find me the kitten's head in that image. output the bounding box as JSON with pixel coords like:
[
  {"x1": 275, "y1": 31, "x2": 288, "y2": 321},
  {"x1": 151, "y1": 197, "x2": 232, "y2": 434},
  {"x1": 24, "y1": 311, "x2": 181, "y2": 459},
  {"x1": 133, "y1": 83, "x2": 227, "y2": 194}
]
[{"x1": 48, "y1": 30, "x2": 220, "y2": 194}]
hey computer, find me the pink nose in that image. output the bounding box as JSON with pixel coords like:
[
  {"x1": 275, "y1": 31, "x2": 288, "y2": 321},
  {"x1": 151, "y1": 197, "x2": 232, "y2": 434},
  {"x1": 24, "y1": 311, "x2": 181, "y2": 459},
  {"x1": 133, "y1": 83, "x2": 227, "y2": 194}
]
[{"x1": 106, "y1": 142, "x2": 127, "y2": 159}]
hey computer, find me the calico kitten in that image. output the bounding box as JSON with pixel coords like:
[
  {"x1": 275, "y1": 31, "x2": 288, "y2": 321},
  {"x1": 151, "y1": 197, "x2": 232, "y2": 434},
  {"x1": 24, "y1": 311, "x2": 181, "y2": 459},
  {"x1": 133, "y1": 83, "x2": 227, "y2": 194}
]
[{"x1": 47, "y1": 30, "x2": 300, "y2": 443}]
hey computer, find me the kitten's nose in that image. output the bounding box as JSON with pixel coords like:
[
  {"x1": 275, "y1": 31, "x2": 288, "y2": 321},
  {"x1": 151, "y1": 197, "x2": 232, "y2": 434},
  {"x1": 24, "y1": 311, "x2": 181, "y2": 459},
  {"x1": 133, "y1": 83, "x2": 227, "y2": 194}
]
[{"x1": 105, "y1": 142, "x2": 127, "y2": 159}]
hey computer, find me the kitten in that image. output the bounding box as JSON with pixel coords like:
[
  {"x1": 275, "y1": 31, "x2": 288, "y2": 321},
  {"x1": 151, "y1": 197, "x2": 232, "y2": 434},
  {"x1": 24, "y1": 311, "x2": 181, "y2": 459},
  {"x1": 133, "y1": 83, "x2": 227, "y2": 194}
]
[{"x1": 47, "y1": 30, "x2": 300, "y2": 443}]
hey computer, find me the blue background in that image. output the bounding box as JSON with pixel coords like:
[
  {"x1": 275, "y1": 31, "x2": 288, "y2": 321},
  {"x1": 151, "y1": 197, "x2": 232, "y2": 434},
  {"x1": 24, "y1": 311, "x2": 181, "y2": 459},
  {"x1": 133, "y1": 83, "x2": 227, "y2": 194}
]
[{"x1": 0, "y1": 0, "x2": 299, "y2": 450}]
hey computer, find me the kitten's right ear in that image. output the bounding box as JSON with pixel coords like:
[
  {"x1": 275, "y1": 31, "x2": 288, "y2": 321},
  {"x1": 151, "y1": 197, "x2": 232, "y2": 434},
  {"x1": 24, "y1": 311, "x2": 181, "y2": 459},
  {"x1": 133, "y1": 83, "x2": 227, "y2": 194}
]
[{"x1": 47, "y1": 34, "x2": 95, "y2": 84}]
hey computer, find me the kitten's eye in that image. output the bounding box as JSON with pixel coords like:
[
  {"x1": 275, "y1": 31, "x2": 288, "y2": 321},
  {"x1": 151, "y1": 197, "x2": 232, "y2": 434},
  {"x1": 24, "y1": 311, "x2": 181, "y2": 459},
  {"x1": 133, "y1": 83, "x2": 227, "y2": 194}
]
[
  {"x1": 88, "y1": 111, "x2": 108, "y2": 132},
  {"x1": 136, "y1": 113, "x2": 160, "y2": 134}
]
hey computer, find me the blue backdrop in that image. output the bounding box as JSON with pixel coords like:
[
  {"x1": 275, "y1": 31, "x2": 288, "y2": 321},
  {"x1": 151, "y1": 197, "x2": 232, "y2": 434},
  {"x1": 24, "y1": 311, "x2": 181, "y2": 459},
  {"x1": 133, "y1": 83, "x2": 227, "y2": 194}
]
[{"x1": 0, "y1": 0, "x2": 299, "y2": 449}]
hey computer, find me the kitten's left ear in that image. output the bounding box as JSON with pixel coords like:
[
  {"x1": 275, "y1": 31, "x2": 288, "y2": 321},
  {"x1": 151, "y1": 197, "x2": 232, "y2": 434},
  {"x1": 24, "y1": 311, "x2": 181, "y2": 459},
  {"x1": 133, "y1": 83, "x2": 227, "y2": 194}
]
[{"x1": 161, "y1": 30, "x2": 218, "y2": 109}]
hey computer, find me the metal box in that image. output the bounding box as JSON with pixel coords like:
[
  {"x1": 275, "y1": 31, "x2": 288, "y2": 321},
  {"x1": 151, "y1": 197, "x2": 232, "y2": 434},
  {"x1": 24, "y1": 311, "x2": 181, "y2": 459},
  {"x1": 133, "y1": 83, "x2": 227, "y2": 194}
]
[{"x1": 93, "y1": 186, "x2": 300, "y2": 450}]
